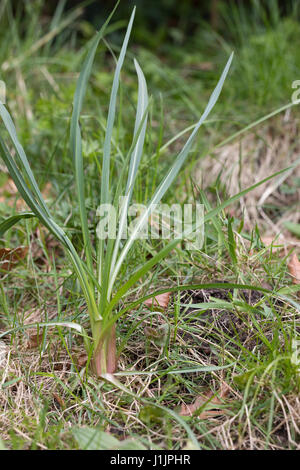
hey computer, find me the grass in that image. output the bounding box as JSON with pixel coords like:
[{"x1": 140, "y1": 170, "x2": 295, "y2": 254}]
[
  {"x1": 0, "y1": 0, "x2": 299, "y2": 450},
  {"x1": 0, "y1": 5, "x2": 235, "y2": 379}
]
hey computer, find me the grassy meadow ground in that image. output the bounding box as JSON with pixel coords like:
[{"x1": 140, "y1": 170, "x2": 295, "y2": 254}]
[{"x1": 0, "y1": 1, "x2": 300, "y2": 450}]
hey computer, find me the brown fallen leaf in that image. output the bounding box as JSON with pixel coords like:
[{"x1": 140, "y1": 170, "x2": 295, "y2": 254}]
[
  {"x1": 288, "y1": 253, "x2": 300, "y2": 285},
  {"x1": 185, "y1": 62, "x2": 214, "y2": 71},
  {"x1": 261, "y1": 235, "x2": 300, "y2": 254},
  {"x1": 261, "y1": 236, "x2": 282, "y2": 249},
  {"x1": 0, "y1": 246, "x2": 28, "y2": 272},
  {"x1": 76, "y1": 352, "x2": 88, "y2": 367},
  {"x1": 144, "y1": 323, "x2": 169, "y2": 347},
  {"x1": 248, "y1": 235, "x2": 287, "y2": 256},
  {"x1": 198, "y1": 61, "x2": 214, "y2": 71},
  {"x1": 26, "y1": 332, "x2": 43, "y2": 349},
  {"x1": 144, "y1": 292, "x2": 171, "y2": 310},
  {"x1": 23, "y1": 306, "x2": 56, "y2": 349},
  {"x1": 179, "y1": 384, "x2": 230, "y2": 419},
  {"x1": 52, "y1": 392, "x2": 65, "y2": 409}
]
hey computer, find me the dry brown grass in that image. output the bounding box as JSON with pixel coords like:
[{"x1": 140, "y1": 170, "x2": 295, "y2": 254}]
[{"x1": 197, "y1": 112, "x2": 300, "y2": 238}]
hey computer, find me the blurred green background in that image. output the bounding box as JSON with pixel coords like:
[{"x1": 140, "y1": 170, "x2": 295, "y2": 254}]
[
  {"x1": 1, "y1": 0, "x2": 300, "y2": 189},
  {"x1": 39, "y1": 0, "x2": 300, "y2": 47}
]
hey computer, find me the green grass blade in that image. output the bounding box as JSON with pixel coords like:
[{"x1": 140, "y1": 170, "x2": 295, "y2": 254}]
[
  {"x1": 0, "y1": 102, "x2": 51, "y2": 217},
  {"x1": 98, "y1": 7, "x2": 135, "y2": 291},
  {"x1": 284, "y1": 221, "x2": 300, "y2": 238},
  {"x1": 0, "y1": 320, "x2": 91, "y2": 351},
  {"x1": 0, "y1": 212, "x2": 35, "y2": 237},
  {"x1": 125, "y1": 58, "x2": 149, "y2": 198},
  {"x1": 108, "y1": 58, "x2": 149, "y2": 289},
  {"x1": 100, "y1": 7, "x2": 136, "y2": 207},
  {"x1": 101, "y1": 373, "x2": 201, "y2": 449},
  {"x1": 70, "y1": 2, "x2": 119, "y2": 273},
  {"x1": 0, "y1": 135, "x2": 100, "y2": 323},
  {"x1": 114, "y1": 363, "x2": 236, "y2": 376},
  {"x1": 106, "y1": 166, "x2": 288, "y2": 316},
  {"x1": 100, "y1": 282, "x2": 272, "y2": 344},
  {"x1": 109, "y1": 52, "x2": 234, "y2": 292},
  {"x1": 216, "y1": 102, "x2": 296, "y2": 149}
]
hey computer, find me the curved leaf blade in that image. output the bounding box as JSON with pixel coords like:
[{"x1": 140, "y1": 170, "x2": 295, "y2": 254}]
[{"x1": 0, "y1": 212, "x2": 35, "y2": 237}]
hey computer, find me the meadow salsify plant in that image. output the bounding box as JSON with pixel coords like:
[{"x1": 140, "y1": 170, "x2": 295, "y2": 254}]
[{"x1": 0, "y1": 6, "x2": 236, "y2": 375}]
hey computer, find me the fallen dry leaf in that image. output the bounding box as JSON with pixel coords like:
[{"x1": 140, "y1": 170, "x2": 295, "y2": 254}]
[
  {"x1": 26, "y1": 332, "x2": 43, "y2": 349},
  {"x1": 0, "y1": 246, "x2": 28, "y2": 272},
  {"x1": 261, "y1": 236, "x2": 282, "y2": 249},
  {"x1": 180, "y1": 394, "x2": 223, "y2": 418},
  {"x1": 144, "y1": 292, "x2": 171, "y2": 310},
  {"x1": 179, "y1": 384, "x2": 230, "y2": 419},
  {"x1": 261, "y1": 235, "x2": 300, "y2": 254},
  {"x1": 23, "y1": 306, "x2": 56, "y2": 349},
  {"x1": 144, "y1": 323, "x2": 169, "y2": 347},
  {"x1": 288, "y1": 253, "x2": 300, "y2": 284},
  {"x1": 52, "y1": 392, "x2": 65, "y2": 409},
  {"x1": 76, "y1": 352, "x2": 88, "y2": 367},
  {"x1": 198, "y1": 61, "x2": 214, "y2": 71},
  {"x1": 248, "y1": 235, "x2": 288, "y2": 256}
]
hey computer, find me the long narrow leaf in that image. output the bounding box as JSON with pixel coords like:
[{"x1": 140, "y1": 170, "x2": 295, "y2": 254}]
[
  {"x1": 0, "y1": 135, "x2": 100, "y2": 322},
  {"x1": 108, "y1": 58, "x2": 148, "y2": 290},
  {"x1": 109, "y1": 52, "x2": 234, "y2": 292},
  {"x1": 70, "y1": 1, "x2": 119, "y2": 273},
  {"x1": 0, "y1": 212, "x2": 35, "y2": 237},
  {"x1": 105, "y1": 166, "x2": 289, "y2": 318},
  {"x1": 125, "y1": 59, "x2": 149, "y2": 198},
  {"x1": 98, "y1": 100, "x2": 152, "y2": 311},
  {"x1": 100, "y1": 7, "x2": 136, "y2": 207},
  {"x1": 0, "y1": 102, "x2": 51, "y2": 217},
  {"x1": 98, "y1": 7, "x2": 135, "y2": 292}
]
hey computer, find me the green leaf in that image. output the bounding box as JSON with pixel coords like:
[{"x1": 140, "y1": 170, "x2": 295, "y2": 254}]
[
  {"x1": 0, "y1": 103, "x2": 51, "y2": 217},
  {"x1": 97, "y1": 7, "x2": 136, "y2": 301},
  {"x1": 0, "y1": 212, "x2": 35, "y2": 237},
  {"x1": 70, "y1": 1, "x2": 119, "y2": 273},
  {"x1": 72, "y1": 427, "x2": 146, "y2": 450},
  {"x1": 100, "y1": 7, "x2": 136, "y2": 207},
  {"x1": 139, "y1": 405, "x2": 166, "y2": 425},
  {"x1": 109, "y1": 52, "x2": 234, "y2": 293},
  {"x1": 227, "y1": 216, "x2": 237, "y2": 265},
  {"x1": 104, "y1": 168, "x2": 288, "y2": 321}
]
